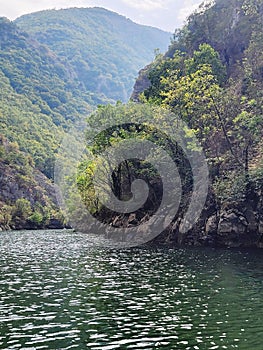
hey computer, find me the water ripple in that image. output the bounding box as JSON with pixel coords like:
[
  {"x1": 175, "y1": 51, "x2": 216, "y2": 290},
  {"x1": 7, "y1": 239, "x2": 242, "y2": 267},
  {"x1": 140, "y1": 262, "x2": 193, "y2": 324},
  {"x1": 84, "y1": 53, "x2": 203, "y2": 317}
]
[{"x1": 0, "y1": 230, "x2": 263, "y2": 349}]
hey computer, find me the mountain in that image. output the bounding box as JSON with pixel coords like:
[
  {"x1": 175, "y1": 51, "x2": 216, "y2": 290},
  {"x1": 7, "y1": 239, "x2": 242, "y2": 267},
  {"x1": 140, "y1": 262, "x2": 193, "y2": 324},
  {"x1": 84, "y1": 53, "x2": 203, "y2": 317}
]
[
  {"x1": 0, "y1": 9, "x2": 171, "y2": 230},
  {"x1": 166, "y1": 0, "x2": 263, "y2": 70},
  {"x1": 15, "y1": 7, "x2": 171, "y2": 102},
  {"x1": 130, "y1": 0, "x2": 263, "y2": 247},
  {"x1": 3, "y1": 1, "x2": 262, "y2": 242},
  {"x1": 133, "y1": 0, "x2": 263, "y2": 100},
  {"x1": 1, "y1": 16, "x2": 101, "y2": 172},
  {"x1": 0, "y1": 8, "x2": 170, "y2": 177}
]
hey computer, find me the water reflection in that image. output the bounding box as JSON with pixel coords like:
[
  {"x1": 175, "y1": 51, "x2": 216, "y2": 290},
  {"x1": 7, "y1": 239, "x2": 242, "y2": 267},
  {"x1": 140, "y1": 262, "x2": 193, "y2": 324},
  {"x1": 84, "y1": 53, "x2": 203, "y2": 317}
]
[{"x1": 0, "y1": 230, "x2": 263, "y2": 349}]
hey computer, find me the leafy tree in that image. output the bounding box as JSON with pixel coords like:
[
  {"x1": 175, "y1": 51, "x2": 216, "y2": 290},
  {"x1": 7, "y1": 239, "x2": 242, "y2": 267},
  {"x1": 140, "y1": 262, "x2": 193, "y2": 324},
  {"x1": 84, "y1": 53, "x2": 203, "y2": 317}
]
[
  {"x1": 75, "y1": 102, "x2": 194, "y2": 223},
  {"x1": 185, "y1": 43, "x2": 226, "y2": 84},
  {"x1": 143, "y1": 51, "x2": 185, "y2": 104},
  {"x1": 28, "y1": 211, "x2": 44, "y2": 226},
  {"x1": 13, "y1": 198, "x2": 32, "y2": 222},
  {"x1": 141, "y1": 22, "x2": 263, "y2": 201},
  {"x1": 0, "y1": 205, "x2": 13, "y2": 227}
]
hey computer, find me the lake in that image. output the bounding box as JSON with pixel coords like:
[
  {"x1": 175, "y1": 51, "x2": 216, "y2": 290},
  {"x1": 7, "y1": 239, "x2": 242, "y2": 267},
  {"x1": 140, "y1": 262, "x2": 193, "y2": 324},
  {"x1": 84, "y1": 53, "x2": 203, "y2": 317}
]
[{"x1": 0, "y1": 230, "x2": 262, "y2": 349}]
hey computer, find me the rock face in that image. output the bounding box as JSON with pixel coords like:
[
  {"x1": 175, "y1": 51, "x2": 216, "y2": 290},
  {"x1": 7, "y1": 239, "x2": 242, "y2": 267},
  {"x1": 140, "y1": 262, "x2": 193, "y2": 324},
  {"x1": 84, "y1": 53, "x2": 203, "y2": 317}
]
[
  {"x1": 148, "y1": 185, "x2": 263, "y2": 248},
  {"x1": 205, "y1": 215, "x2": 218, "y2": 235},
  {"x1": 0, "y1": 136, "x2": 64, "y2": 231},
  {"x1": 0, "y1": 163, "x2": 55, "y2": 207},
  {"x1": 0, "y1": 161, "x2": 63, "y2": 231},
  {"x1": 218, "y1": 211, "x2": 248, "y2": 236},
  {"x1": 194, "y1": 188, "x2": 263, "y2": 248},
  {"x1": 130, "y1": 65, "x2": 151, "y2": 102}
]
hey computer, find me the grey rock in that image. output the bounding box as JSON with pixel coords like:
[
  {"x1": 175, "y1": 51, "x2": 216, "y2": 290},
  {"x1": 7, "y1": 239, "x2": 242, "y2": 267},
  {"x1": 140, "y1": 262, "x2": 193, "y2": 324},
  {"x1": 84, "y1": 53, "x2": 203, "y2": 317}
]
[
  {"x1": 205, "y1": 215, "x2": 218, "y2": 234},
  {"x1": 218, "y1": 211, "x2": 248, "y2": 236}
]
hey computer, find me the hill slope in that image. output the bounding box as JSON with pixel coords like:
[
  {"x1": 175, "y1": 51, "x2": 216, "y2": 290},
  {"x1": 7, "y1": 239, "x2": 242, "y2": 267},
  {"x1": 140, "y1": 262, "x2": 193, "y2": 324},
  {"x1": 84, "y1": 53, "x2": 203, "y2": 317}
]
[
  {"x1": 15, "y1": 7, "x2": 171, "y2": 102},
  {"x1": 130, "y1": 0, "x2": 263, "y2": 247},
  {"x1": 0, "y1": 17, "x2": 95, "y2": 177},
  {"x1": 0, "y1": 9, "x2": 171, "y2": 230},
  {"x1": 133, "y1": 0, "x2": 263, "y2": 100},
  {"x1": 166, "y1": 0, "x2": 263, "y2": 70}
]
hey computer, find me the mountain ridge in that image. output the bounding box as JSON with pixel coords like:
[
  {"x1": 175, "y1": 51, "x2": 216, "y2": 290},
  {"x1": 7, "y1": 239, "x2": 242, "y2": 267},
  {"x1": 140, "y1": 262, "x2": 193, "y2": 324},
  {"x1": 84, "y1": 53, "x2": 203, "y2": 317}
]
[
  {"x1": 0, "y1": 7, "x2": 171, "y2": 230},
  {"x1": 15, "y1": 7, "x2": 171, "y2": 102}
]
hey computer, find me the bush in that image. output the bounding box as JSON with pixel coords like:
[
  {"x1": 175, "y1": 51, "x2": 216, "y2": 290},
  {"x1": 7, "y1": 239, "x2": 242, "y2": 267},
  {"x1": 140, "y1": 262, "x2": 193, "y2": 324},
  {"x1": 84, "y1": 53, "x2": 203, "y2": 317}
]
[
  {"x1": 0, "y1": 205, "x2": 13, "y2": 227},
  {"x1": 13, "y1": 198, "x2": 32, "y2": 221},
  {"x1": 28, "y1": 211, "x2": 43, "y2": 226},
  {"x1": 213, "y1": 171, "x2": 248, "y2": 203}
]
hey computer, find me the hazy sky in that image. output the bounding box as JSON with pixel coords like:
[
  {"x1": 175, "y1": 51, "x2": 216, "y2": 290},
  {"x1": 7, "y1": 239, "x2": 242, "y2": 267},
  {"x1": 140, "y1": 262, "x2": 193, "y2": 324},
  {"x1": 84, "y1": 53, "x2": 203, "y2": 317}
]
[{"x1": 0, "y1": 0, "x2": 203, "y2": 32}]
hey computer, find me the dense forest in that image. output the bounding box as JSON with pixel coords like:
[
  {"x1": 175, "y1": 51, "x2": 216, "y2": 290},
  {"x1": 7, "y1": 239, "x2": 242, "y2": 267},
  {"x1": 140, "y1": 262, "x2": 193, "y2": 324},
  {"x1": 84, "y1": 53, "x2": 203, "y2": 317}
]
[
  {"x1": 1, "y1": 2, "x2": 263, "y2": 349},
  {"x1": 15, "y1": 7, "x2": 170, "y2": 102},
  {"x1": 75, "y1": 0, "x2": 263, "y2": 247},
  {"x1": 1, "y1": 0, "x2": 262, "y2": 247},
  {"x1": 0, "y1": 9, "x2": 170, "y2": 230}
]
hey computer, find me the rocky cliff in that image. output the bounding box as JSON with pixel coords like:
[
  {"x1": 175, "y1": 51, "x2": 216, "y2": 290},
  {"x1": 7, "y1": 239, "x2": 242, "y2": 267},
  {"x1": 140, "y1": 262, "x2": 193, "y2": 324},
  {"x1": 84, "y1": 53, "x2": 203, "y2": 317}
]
[
  {"x1": 0, "y1": 136, "x2": 64, "y2": 231},
  {"x1": 129, "y1": 0, "x2": 263, "y2": 248}
]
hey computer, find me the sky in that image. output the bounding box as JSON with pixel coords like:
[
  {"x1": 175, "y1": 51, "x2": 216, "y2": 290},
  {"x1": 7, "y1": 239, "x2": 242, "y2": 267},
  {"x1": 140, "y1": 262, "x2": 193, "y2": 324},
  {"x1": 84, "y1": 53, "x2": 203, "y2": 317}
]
[{"x1": 0, "y1": 0, "x2": 203, "y2": 32}]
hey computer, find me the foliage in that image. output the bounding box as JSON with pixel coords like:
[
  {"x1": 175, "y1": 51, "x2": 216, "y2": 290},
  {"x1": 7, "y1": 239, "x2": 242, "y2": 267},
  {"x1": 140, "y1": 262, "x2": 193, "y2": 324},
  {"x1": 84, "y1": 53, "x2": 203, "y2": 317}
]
[
  {"x1": 13, "y1": 198, "x2": 32, "y2": 220},
  {"x1": 0, "y1": 135, "x2": 62, "y2": 229},
  {"x1": 167, "y1": 0, "x2": 262, "y2": 69},
  {"x1": 15, "y1": 8, "x2": 171, "y2": 102},
  {"x1": 1, "y1": 1, "x2": 263, "y2": 228},
  {"x1": 0, "y1": 9, "x2": 170, "y2": 229},
  {"x1": 28, "y1": 211, "x2": 44, "y2": 226},
  {"x1": 0, "y1": 10, "x2": 170, "y2": 183},
  {"x1": 0, "y1": 19, "x2": 94, "y2": 177},
  {"x1": 139, "y1": 0, "x2": 263, "y2": 205},
  {"x1": 213, "y1": 171, "x2": 248, "y2": 202},
  {"x1": 75, "y1": 103, "x2": 194, "y2": 218},
  {"x1": 185, "y1": 43, "x2": 226, "y2": 84}
]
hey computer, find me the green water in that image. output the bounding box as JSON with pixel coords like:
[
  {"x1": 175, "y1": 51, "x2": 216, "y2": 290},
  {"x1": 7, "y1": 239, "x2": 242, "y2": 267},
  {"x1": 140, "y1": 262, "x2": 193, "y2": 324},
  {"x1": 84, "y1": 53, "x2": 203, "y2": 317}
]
[{"x1": 0, "y1": 230, "x2": 262, "y2": 349}]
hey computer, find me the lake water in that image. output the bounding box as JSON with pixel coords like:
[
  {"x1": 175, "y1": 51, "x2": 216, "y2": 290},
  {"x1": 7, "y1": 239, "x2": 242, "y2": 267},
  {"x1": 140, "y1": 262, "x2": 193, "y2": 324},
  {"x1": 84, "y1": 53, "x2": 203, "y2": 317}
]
[{"x1": 0, "y1": 230, "x2": 262, "y2": 349}]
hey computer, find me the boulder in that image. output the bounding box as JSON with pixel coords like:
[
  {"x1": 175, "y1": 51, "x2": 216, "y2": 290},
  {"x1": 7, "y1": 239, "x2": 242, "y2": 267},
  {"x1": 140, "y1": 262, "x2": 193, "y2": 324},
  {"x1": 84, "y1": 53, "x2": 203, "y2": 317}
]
[
  {"x1": 205, "y1": 215, "x2": 218, "y2": 234},
  {"x1": 218, "y1": 210, "x2": 248, "y2": 236}
]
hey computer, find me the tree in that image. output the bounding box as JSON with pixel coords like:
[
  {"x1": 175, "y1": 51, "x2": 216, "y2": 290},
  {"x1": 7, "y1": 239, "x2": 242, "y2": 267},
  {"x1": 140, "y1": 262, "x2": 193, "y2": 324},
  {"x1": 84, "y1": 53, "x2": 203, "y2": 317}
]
[
  {"x1": 13, "y1": 198, "x2": 32, "y2": 223},
  {"x1": 185, "y1": 43, "x2": 226, "y2": 85},
  {"x1": 142, "y1": 51, "x2": 185, "y2": 104},
  {"x1": 0, "y1": 205, "x2": 13, "y2": 228}
]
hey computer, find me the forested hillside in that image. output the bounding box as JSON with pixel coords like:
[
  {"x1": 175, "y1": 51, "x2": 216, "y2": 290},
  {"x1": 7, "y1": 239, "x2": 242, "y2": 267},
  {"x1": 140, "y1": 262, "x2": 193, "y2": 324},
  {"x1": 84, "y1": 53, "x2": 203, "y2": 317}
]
[
  {"x1": 0, "y1": 9, "x2": 170, "y2": 230},
  {"x1": 0, "y1": 17, "x2": 95, "y2": 176},
  {"x1": 1, "y1": 1, "x2": 262, "y2": 242},
  {"x1": 75, "y1": 0, "x2": 263, "y2": 247},
  {"x1": 15, "y1": 7, "x2": 171, "y2": 101},
  {"x1": 131, "y1": 0, "x2": 263, "y2": 247},
  {"x1": 0, "y1": 135, "x2": 65, "y2": 230}
]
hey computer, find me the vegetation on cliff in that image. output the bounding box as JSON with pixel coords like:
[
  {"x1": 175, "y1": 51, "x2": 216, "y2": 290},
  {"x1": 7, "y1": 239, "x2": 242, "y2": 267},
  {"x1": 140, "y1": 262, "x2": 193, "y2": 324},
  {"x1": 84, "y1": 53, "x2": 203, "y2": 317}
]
[
  {"x1": 76, "y1": 0, "x2": 263, "y2": 246},
  {"x1": 138, "y1": 0, "x2": 263, "y2": 202},
  {"x1": 0, "y1": 9, "x2": 170, "y2": 229},
  {"x1": 1, "y1": 1, "x2": 262, "y2": 243},
  {"x1": 0, "y1": 135, "x2": 63, "y2": 230}
]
